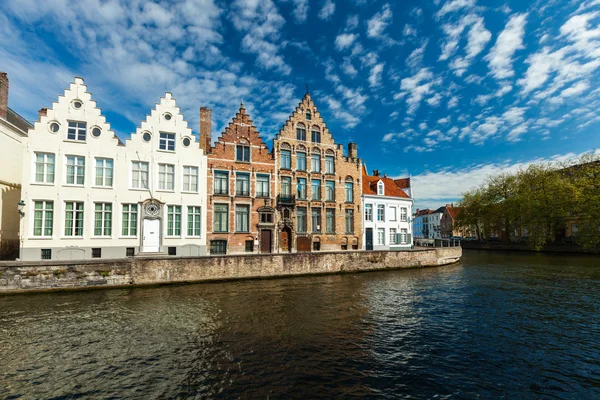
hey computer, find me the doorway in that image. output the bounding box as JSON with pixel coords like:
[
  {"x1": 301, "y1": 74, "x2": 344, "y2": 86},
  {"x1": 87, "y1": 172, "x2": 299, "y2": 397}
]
[
  {"x1": 366, "y1": 228, "x2": 373, "y2": 250},
  {"x1": 260, "y1": 229, "x2": 272, "y2": 253},
  {"x1": 142, "y1": 219, "x2": 160, "y2": 252},
  {"x1": 280, "y1": 227, "x2": 291, "y2": 252}
]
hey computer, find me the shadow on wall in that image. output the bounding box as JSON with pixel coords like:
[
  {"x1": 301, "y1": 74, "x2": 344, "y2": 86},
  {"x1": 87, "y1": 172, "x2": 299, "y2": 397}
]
[{"x1": 1, "y1": 186, "x2": 20, "y2": 260}]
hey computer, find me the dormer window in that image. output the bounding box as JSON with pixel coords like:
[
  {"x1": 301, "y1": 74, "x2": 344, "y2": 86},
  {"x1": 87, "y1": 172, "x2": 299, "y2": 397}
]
[
  {"x1": 236, "y1": 145, "x2": 250, "y2": 162},
  {"x1": 296, "y1": 123, "x2": 306, "y2": 141},
  {"x1": 159, "y1": 132, "x2": 175, "y2": 151},
  {"x1": 378, "y1": 181, "x2": 384, "y2": 195},
  {"x1": 311, "y1": 127, "x2": 321, "y2": 143},
  {"x1": 306, "y1": 111, "x2": 311, "y2": 120},
  {"x1": 67, "y1": 121, "x2": 86, "y2": 141}
]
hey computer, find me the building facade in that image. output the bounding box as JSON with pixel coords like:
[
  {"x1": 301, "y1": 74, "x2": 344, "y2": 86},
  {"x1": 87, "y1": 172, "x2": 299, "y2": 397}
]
[
  {"x1": 441, "y1": 205, "x2": 465, "y2": 238},
  {"x1": 202, "y1": 103, "x2": 276, "y2": 255},
  {"x1": 19, "y1": 77, "x2": 208, "y2": 261},
  {"x1": 412, "y1": 208, "x2": 443, "y2": 239},
  {"x1": 273, "y1": 93, "x2": 362, "y2": 252},
  {"x1": 362, "y1": 168, "x2": 413, "y2": 250},
  {"x1": 0, "y1": 72, "x2": 32, "y2": 259}
]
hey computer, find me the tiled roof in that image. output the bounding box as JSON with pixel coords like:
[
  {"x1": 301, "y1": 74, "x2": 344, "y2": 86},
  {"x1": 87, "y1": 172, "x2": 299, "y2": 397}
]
[
  {"x1": 394, "y1": 178, "x2": 410, "y2": 189},
  {"x1": 415, "y1": 209, "x2": 433, "y2": 216},
  {"x1": 362, "y1": 170, "x2": 411, "y2": 198},
  {"x1": 446, "y1": 206, "x2": 461, "y2": 219},
  {"x1": 6, "y1": 107, "x2": 32, "y2": 134}
]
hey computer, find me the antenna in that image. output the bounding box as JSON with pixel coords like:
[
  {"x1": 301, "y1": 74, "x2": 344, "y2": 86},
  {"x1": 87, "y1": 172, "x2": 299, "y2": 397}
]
[{"x1": 305, "y1": 82, "x2": 309, "y2": 94}]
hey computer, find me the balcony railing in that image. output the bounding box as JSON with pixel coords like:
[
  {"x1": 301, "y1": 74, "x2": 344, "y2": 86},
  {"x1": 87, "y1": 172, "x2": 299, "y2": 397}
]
[
  {"x1": 277, "y1": 194, "x2": 296, "y2": 205},
  {"x1": 213, "y1": 188, "x2": 228, "y2": 195},
  {"x1": 236, "y1": 189, "x2": 250, "y2": 196}
]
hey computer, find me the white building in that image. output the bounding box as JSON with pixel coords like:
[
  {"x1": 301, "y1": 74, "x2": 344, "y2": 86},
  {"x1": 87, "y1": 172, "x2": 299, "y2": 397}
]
[
  {"x1": 19, "y1": 77, "x2": 208, "y2": 261},
  {"x1": 361, "y1": 168, "x2": 413, "y2": 250},
  {"x1": 412, "y1": 208, "x2": 443, "y2": 239}
]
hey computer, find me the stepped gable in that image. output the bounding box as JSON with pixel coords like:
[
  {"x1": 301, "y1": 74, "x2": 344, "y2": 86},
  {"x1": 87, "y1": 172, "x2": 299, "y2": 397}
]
[{"x1": 213, "y1": 102, "x2": 271, "y2": 155}]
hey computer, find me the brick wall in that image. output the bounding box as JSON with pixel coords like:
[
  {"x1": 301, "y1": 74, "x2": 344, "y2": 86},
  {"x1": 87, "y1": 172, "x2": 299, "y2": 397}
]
[{"x1": 0, "y1": 72, "x2": 8, "y2": 120}]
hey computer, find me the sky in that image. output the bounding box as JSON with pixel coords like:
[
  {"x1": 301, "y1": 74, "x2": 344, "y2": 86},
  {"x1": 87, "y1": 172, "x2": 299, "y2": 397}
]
[{"x1": 1, "y1": 0, "x2": 599, "y2": 209}]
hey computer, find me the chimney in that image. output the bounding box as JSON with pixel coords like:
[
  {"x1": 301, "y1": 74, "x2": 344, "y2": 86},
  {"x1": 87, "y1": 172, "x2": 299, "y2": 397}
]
[
  {"x1": 348, "y1": 142, "x2": 357, "y2": 158},
  {"x1": 199, "y1": 107, "x2": 212, "y2": 154},
  {"x1": 0, "y1": 72, "x2": 8, "y2": 120},
  {"x1": 373, "y1": 169, "x2": 380, "y2": 177},
  {"x1": 38, "y1": 108, "x2": 48, "y2": 120}
]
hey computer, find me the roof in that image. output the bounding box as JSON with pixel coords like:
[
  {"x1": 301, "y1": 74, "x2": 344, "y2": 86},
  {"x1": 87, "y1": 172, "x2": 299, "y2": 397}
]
[
  {"x1": 415, "y1": 209, "x2": 433, "y2": 216},
  {"x1": 394, "y1": 178, "x2": 410, "y2": 189},
  {"x1": 362, "y1": 169, "x2": 411, "y2": 199},
  {"x1": 446, "y1": 206, "x2": 461, "y2": 219},
  {"x1": 6, "y1": 107, "x2": 32, "y2": 134}
]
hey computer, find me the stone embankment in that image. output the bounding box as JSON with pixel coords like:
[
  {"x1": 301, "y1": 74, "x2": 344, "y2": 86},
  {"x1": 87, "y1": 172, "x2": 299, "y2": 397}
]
[{"x1": 0, "y1": 248, "x2": 461, "y2": 294}]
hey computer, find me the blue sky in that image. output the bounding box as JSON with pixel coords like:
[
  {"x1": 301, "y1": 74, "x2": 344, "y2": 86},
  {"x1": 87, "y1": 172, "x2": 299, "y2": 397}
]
[{"x1": 1, "y1": 0, "x2": 599, "y2": 209}]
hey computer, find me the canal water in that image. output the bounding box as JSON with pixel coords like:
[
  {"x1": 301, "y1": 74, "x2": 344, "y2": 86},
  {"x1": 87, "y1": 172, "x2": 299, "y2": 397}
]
[{"x1": 1, "y1": 251, "x2": 599, "y2": 399}]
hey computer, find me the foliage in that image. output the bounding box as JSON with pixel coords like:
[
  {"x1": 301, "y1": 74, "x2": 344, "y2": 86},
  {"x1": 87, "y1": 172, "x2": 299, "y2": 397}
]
[{"x1": 455, "y1": 154, "x2": 600, "y2": 250}]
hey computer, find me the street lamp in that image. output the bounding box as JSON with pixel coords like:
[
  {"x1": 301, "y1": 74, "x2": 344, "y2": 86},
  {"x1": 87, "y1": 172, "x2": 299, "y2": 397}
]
[{"x1": 18, "y1": 200, "x2": 25, "y2": 216}]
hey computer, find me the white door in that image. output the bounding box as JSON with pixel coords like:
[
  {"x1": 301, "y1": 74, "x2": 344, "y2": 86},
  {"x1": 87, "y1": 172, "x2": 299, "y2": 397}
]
[{"x1": 142, "y1": 219, "x2": 160, "y2": 252}]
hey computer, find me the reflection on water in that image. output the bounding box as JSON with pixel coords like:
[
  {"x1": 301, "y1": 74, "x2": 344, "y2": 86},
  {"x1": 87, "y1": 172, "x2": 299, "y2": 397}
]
[{"x1": 1, "y1": 251, "x2": 599, "y2": 399}]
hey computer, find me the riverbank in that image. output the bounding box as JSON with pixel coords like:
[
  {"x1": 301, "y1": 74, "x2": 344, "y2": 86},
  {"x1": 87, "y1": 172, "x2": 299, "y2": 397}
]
[
  {"x1": 0, "y1": 248, "x2": 461, "y2": 294},
  {"x1": 461, "y1": 241, "x2": 600, "y2": 255}
]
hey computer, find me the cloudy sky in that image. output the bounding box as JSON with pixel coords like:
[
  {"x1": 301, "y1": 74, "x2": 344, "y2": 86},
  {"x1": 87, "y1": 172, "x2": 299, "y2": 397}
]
[{"x1": 1, "y1": 0, "x2": 599, "y2": 209}]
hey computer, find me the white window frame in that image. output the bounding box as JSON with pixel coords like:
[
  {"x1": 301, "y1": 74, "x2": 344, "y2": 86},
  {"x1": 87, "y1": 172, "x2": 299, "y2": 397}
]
[
  {"x1": 311, "y1": 153, "x2": 321, "y2": 172},
  {"x1": 33, "y1": 200, "x2": 53, "y2": 237},
  {"x1": 365, "y1": 204, "x2": 373, "y2": 222},
  {"x1": 401, "y1": 228, "x2": 408, "y2": 244},
  {"x1": 187, "y1": 206, "x2": 202, "y2": 237},
  {"x1": 256, "y1": 174, "x2": 270, "y2": 197},
  {"x1": 131, "y1": 161, "x2": 149, "y2": 189},
  {"x1": 213, "y1": 203, "x2": 229, "y2": 233},
  {"x1": 67, "y1": 121, "x2": 87, "y2": 141},
  {"x1": 159, "y1": 132, "x2": 176, "y2": 151},
  {"x1": 121, "y1": 204, "x2": 138, "y2": 237},
  {"x1": 34, "y1": 152, "x2": 55, "y2": 184},
  {"x1": 182, "y1": 166, "x2": 199, "y2": 192},
  {"x1": 214, "y1": 170, "x2": 229, "y2": 195},
  {"x1": 400, "y1": 207, "x2": 408, "y2": 222},
  {"x1": 94, "y1": 202, "x2": 112, "y2": 237},
  {"x1": 377, "y1": 204, "x2": 385, "y2": 222},
  {"x1": 378, "y1": 181, "x2": 384, "y2": 195},
  {"x1": 64, "y1": 201, "x2": 84, "y2": 237},
  {"x1": 389, "y1": 228, "x2": 397, "y2": 244},
  {"x1": 95, "y1": 157, "x2": 114, "y2": 187},
  {"x1": 389, "y1": 206, "x2": 397, "y2": 221},
  {"x1": 235, "y1": 204, "x2": 250, "y2": 233},
  {"x1": 377, "y1": 228, "x2": 385, "y2": 245},
  {"x1": 65, "y1": 155, "x2": 85, "y2": 186},
  {"x1": 158, "y1": 163, "x2": 175, "y2": 191},
  {"x1": 166, "y1": 205, "x2": 182, "y2": 237},
  {"x1": 325, "y1": 155, "x2": 335, "y2": 174}
]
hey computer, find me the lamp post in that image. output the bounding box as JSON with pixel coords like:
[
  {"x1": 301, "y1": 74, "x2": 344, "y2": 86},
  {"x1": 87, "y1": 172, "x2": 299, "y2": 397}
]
[{"x1": 17, "y1": 200, "x2": 25, "y2": 260}]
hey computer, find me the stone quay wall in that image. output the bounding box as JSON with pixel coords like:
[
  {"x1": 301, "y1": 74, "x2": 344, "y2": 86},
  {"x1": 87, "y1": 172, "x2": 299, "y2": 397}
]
[{"x1": 0, "y1": 248, "x2": 461, "y2": 294}]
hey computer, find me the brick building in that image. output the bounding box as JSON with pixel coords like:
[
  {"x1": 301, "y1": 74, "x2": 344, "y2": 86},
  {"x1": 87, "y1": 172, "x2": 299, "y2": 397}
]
[
  {"x1": 201, "y1": 103, "x2": 277, "y2": 255},
  {"x1": 272, "y1": 92, "x2": 362, "y2": 252}
]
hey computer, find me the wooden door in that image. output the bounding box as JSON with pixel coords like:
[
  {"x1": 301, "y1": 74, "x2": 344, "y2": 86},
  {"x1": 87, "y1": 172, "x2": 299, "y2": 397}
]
[
  {"x1": 297, "y1": 237, "x2": 310, "y2": 252},
  {"x1": 366, "y1": 228, "x2": 373, "y2": 250},
  {"x1": 260, "y1": 229, "x2": 272, "y2": 253},
  {"x1": 280, "y1": 228, "x2": 291, "y2": 252}
]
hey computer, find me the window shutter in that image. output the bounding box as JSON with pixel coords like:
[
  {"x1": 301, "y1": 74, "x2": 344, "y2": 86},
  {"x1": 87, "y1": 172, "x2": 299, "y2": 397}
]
[
  {"x1": 407, "y1": 233, "x2": 412, "y2": 244},
  {"x1": 396, "y1": 233, "x2": 402, "y2": 244}
]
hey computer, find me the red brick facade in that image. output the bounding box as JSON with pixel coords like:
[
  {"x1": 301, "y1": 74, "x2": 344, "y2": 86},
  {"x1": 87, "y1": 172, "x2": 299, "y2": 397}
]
[{"x1": 205, "y1": 104, "x2": 276, "y2": 254}]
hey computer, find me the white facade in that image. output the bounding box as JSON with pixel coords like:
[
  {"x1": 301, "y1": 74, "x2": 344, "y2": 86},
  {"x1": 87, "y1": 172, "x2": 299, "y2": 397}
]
[
  {"x1": 362, "y1": 184, "x2": 413, "y2": 250},
  {"x1": 413, "y1": 211, "x2": 443, "y2": 239},
  {"x1": 20, "y1": 77, "x2": 208, "y2": 261}
]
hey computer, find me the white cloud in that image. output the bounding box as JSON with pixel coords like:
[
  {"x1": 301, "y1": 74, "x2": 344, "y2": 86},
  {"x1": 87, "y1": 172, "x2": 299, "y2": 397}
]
[
  {"x1": 439, "y1": 14, "x2": 490, "y2": 76},
  {"x1": 335, "y1": 33, "x2": 359, "y2": 50},
  {"x1": 485, "y1": 13, "x2": 528, "y2": 80},
  {"x1": 436, "y1": 0, "x2": 476, "y2": 19},
  {"x1": 323, "y1": 96, "x2": 360, "y2": 128},
  {"x1": 318, "y1": 0, "x2": 335, "y2": 20},
  {"x1": 292, "y1": 0, "x2": 309, "y2": 23},
  {"x1": 403, "y1": 24, "x2": 417, "y2": 37},
  {"x1": 419, "y1": 122, "x2": 428, "y2": 130},
  {"x1": 368, "y1": 63, "x2": 385, "y2": 87},
  {"x1": 561, "y1": 81, "x2": 590, "y2": 97},
  {"x1": 367, "y1": 4, "x2": 393, "y2": 39},
  {"x1": 341, "y1": 58, "x2": 358, "y2": 77},
  {"x1": 506, "y1": 123, "x2": 528, "y2": 142},
  {"x1": 426, "y1": 93, "x2": 442, "y2": 106},
  {"x1": 437, "y1": 116, "x2": 450, "y2": 124},
  {"x1": 396, "y1": 68, "x2": 441, "y2": 114},
  {"x1": 502, "y1": 106, "x2": 527, "y2": 125},
  {"x1": 406, "y1": 40, "x2": 428, "y2": 70}
]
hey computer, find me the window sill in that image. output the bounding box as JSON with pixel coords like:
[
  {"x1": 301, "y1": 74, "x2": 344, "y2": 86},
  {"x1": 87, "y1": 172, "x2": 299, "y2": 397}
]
[
  {"x1": 31, "y1": 182, "x2": 55, "y2": 186},
  {"x1": 212, "y1": 192, "x2": 230, "y2": 196},
  {"x1": 156, "y1": 189, "x2": 175, "y2": 193},
  {"x1": 182, "y1": 191, "x2": 199, "y2": 194},
  {"x1": 91, "y1": 236, "x2": 112, "y2": 239},
  {"x1": 92, "y1": 186, "x2": 113, "y2": 190},
  {"x1": 235, "y1": 231, "x2": 250, "y2": 234},
  {"x1": 157, "y1": 149, "x2": 176, "y2": 154},
  {"x1": 213, "y1": 231, "x2": 229, "y2": 234},
  {"x1": 61, "y1": 236, "x2": 85, "y2": 239},
  {"x1": 28, "y1": 236, "x2": 53, "y2": 240},
  {"x1": 63, "y1": 184, "x2": 85, "y2": 188},
  {"x1": 235, "y1": 160, "x2": 251, "y2": 164},
  {"x1": 118, "y1": 236, "x2": 138, "y2": 239},
  {"x1": 130, "y1": 187, "x2": 150, "y2": 191},
  {"x1": 63, "y1": 139, "x2": 87, "y2": 144}
]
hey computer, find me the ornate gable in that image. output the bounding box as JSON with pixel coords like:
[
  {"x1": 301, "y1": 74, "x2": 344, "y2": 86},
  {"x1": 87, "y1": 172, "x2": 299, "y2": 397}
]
[{"x1": 211, "y1": 103, "x2": 271, "y2": 156}]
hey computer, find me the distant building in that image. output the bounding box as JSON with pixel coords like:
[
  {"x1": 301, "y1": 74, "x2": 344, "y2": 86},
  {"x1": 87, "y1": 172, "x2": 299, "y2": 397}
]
[
  {"x1": 19, "y1": 77, "x2": 208, "y2": 261},
  {"x1": 272, "y1": 92, "x2": 362, "y2": 252},
  {"x1": 202, "y1": 103, "x2": 277, "y2": 255},
  {"x1": 413, "y1": 208, "x2": 443, "y2": 239},
  {"x1": 441, "y1": 204, "x2": 465, "y2": 238},
  {"x1": 361, "y1": 167, "x2": 413, "y2": 250},
  {"x1": 0, "y1": 72, "x2": 32, "y2": 259}
]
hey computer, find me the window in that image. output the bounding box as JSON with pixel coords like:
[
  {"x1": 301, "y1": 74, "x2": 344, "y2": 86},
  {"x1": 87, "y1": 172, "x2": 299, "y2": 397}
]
[
  {"x1": 280, "y1": 150, "x2": 291, "y2": 169},
  {"x1": 390, "y1": 228, "x2": 397, "y2": 244},
  {"x1": 377, "y1": 205, "x2": 385, "y2": 222},
  {"x1": 312, "y1": 208, "x2": 321, "y2": 233},
  {"x1": 214, "y1": 171, "x2": 229, "y2": 195},
  {"x1": 377, "y1": 181, "x2": 384, "y2": 195},
  {"x1": 92, "y1": 248, "x2": 101, "y2": 258},
  {"x1": 378, "y1": 228, "x2": 385, "y2": 245},
  {"x1": 296, "y1": 124, "x2": 306, "y2": 140},
  {"x1": 95, "y1": 158, "x2": 113, "y2": 187},
  {"x1": 210, "y1": 240, "x2": 227, "y2": 254},
  {"x1": 167, "y1": 205, "x2": 182, "y2": 236},
  {"x1": 281, "y1": 176, "x2": 292, "y2": 200},
  {"x1": 64, "y1": 201, "x2": 84, "y2": 236},
  {"x1": 311, "y1": 154, "x2": 321, "y2": 172},
  {"x1": 66, "y1": 156, "x2": 85, "y2": 185},
  {"x1": 213, "y1": 204, "x2": 228, "y2": 232},
  {"x1": 236, "y1": 145, "x2": 250, "y2": 162},
  {"x1": 297, "y1": 178, "x2": 307, "y2": 200},
  {"x1": 236, "y1": 173, "x2": 250, "y2": 196},
  {"x1": 306, "y1": 111, "x2": 311, "y2": 120},
  {"x1": 67, "y1": 121, "x2": 86, "y2": 141},
  {"x1": 260, "y1": 212, "x2": 273, "y2": 224},
  {"x1": 187, "y1": 206, "x2": 201, "y2": 236},
  {"x1": 365, "y1": 204, "x2": 373, "y2": 222},
  {"x1": 183, "y1": 166, "x2": 199, "y2": 192},
  {"x1": 345, "y1": 182, "x2": 353, "y2": 202},
  {"x1": 389, "y1": 207, "x2": 397, "y2": 221},
  {"x1": 297, "y1": 207, "x2": 307, "y2": 233},
  {"x1": 326, "y1": 209, "x2": 335, "y2": 233},
  {"x1": 168, "y1": 247, "x2": 176, "y2": 256},
  {"x1": 159, "y1": 132, "x2": 175, "y2": 151},
  {"x1": 126, "y1": 247, "x2": 135, "y2": 257},
  {"x1": 41, "y1": 249, "x2": 52, "y2": 260},
  {"x1": 235, "y1": 205, "x2": 249, "y2": 232},
  {"x1": 313, "y1": 241, "x2": 320, "y2": 251},
  {"x1": 571, "y1": 224, "x2": 579, "y2": 234},
  {"x1": 400, "y1": 207, "x2": 408, "y2": 222},
  {"x1": 256, "y1": 174, "x2": 270, "y2": 197},
  {"x1": 33, "y1": 201, "x2": 53, "y2": 236},
  {"x1": 245, "y1": 240, "x2": 254, "y2": 252},
  {"x1": 122, "y1": 204, "x2": 138, "y2": 236},
  {"x1": 296, "y1": 152, "x2": 306, "y2": 171},
  {"x1": 401, "y1": 228, "x2": 408, "y2": 244},
  {"x1": 94, "y1": 203, "x2": 112, "y2": 236},
  {"x1": 311, "y1": 179, "x2": 321, "y2": 200},
  {"x1": 131, "y1": 161, "x2": 149, "y2": 189},
  {"x1": 325, "y1": 180, "x2": 335, "y2": 201},
  {"x1": 182, "y1": 137, "x2": 191, "y2": 147},
  {"x1": 345, "y1": 209, "x2": 354, "y2": 234},
  {"x1": 311, "y1": 129, "x2": 320, "y2": 143},
  {"x1": 325, "y1": 156, "x2": 334, "y2": 174},
  {"x1": 158, "y1": 164, "x2": 175, "y2": 191},
  {"x1": 35, "y1": 153, "x2": 55, "y2": 183}
]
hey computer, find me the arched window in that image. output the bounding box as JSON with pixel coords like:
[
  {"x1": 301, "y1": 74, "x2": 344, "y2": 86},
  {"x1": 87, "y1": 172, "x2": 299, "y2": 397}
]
[
  {"x1": 377, "y1": 181, "x2": 384, "y2": 195},
  {"x1": 311, "y1": 126, "x2": 321, "y2": 143},
  {"x1": 296, "y1": 123, "x2": 306, "y2": 141},
  {"x1": 345, "y1": 177, "x2": 354, "y2": 203}
]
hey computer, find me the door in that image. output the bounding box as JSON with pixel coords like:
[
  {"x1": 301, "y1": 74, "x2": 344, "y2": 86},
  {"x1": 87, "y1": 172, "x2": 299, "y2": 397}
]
[
  {"x1": 366, "y1": 228, "x2": 373, "y2": 250},
  {"x1": 280, "y1": 227, "x2": 291, "y2": 252},
  {"x1": 260, "y1": 230, "x2": 272, "y2": 253},
  {"x1": 143, "y1": 219, "x2": 160, "y2": 252},
  {"x1": 296, "y1": 237, "x2": 310, "y2": 252}
]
